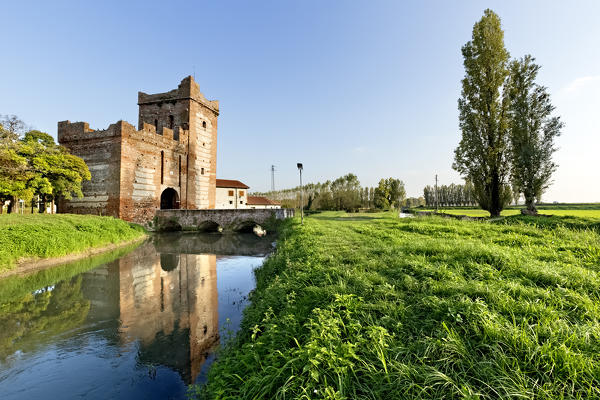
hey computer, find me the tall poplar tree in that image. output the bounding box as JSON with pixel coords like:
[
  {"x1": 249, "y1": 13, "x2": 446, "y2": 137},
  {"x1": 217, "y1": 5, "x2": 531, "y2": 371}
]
[
  {"x1": 508, "y1": 55, "x2": 563, "y2": 213},
  {"x1": 453, "y1": 9, "x2": 512, "y2": 217}
]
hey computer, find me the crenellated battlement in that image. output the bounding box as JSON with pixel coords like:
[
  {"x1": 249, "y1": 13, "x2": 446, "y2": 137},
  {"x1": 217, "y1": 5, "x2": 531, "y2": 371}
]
[
  {"x1": 59, "y1": 119, "x2": 187, "y2": 145},
  {"x1": 58, "y1": 120, "x2": 128, "y2": 142},
  {"x1": 138, "y1": 76, "x2": 219, "y2": 114}
]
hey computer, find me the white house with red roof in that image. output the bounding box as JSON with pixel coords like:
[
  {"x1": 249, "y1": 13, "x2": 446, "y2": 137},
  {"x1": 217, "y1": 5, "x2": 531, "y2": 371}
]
[{"x1": 215, "y1": 179, "x2": 250, "y2": 209}]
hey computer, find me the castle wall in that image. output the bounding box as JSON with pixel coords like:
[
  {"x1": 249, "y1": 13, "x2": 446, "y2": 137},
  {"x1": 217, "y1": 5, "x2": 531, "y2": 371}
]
[{"x1": 57, "y1": 121, "x2": 122, "y2": 217}]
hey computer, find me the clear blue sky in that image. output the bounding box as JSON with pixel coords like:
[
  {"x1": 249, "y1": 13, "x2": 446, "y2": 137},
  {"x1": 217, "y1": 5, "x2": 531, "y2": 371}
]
[{"x1": 1, "y1": 1, "x2": 598, "y2": 201}]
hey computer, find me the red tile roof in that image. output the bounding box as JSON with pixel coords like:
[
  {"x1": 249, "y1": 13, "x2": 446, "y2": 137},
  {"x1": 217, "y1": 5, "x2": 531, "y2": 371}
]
[
  {"x1": 216, "y1": 179, "x2": 249, "y2": 189},
  {"x1": 247, "y1": 196, "x2": 280, "y2": 206}
]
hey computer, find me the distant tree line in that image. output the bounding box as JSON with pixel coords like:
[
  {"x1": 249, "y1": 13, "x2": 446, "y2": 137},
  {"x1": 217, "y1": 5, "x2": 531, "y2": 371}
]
[
  {"x1": 423, "y1": 182, "x2": 477, "y2": 207},
  {"x1": 453, "y1": 10, "x2": 562, "y2": 216},
  {"x1": 253, "y1": 173, "x2": 410, "y2": 212},
  {"x1": 0, "y1": 115, "x2": 90, "y2": 213}
]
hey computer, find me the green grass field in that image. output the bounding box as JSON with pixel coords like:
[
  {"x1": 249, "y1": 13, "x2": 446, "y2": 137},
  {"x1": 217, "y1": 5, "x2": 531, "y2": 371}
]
[
  {"x1": 0, "y1": 214, "x2": 146, "y2": 271},
  {"x1": 420, "y1": 207, "x2": 600, "y2": 218},
  {"x1": 193, "y1": 211, "x2": 600, "y2": 399}
]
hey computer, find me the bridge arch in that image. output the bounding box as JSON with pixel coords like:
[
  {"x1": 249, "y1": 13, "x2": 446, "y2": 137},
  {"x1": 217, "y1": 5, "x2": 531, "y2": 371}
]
[
  {"x1": 160, "y1": 188, "x2": 180, "y2": 210},
  {"x1": 197, "y1": 220, "x2": 221, "y2": 233},
  {"x1": 234, "y1": 220, "x2": 260, "y2": 233}
]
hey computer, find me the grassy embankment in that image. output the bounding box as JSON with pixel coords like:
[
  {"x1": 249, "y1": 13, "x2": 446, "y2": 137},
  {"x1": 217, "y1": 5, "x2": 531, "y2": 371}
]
[
  {"x1": 0, "y1": 214, "x2": 146, "y2": 272},
  {"x1": 193, "y1": 211, "x2": 600, "y2": 399}
]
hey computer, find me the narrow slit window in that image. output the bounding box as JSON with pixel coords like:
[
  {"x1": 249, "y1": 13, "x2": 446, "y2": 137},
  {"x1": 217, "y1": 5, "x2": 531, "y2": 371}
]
[
  {"x1": 168, "y1": 115, "x2": 174, "y2": 129},
  {"x1": 154, "y1": 119, "x2": 159, "y2": 132},
  {"x1": 201, "y1": 167, "x2": 204, "y2": 175},
  {"x1": 178, "y1": 155, "x2": 181, "y2": 186},
  {"x1": 160, "y1": 151, "x2": 164, "y2": 184},
  {"x1": 202, "y1": 121, "x2": 206, "y2": 129}
]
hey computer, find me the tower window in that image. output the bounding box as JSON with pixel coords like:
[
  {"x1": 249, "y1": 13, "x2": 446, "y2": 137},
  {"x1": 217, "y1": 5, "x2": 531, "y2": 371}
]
[
  {"x1": 202, "y1": 121, "x2": 206, "y2": 129},
  {"x1": 168, "y1": 115, "x2": 174, "y2": 129},
  {"x1": 154, "y1": 119, "x2": 159, "y2": 132},
  {"x1": 201, "y1": 167, "x2": 205, "y2": 175}
]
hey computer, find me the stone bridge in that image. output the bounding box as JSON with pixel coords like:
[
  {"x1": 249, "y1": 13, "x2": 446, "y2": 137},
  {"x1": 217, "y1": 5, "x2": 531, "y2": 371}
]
[{"x1": 151, "y1": 208, "x2": 295, "y2": 232}]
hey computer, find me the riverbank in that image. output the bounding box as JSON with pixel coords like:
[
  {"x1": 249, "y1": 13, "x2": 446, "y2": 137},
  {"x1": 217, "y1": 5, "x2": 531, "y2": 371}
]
[
  {"x1": 0, "y1": 214, "x2": 146, "y2": 275},
  {"x1": 193, "y1": 211, "x2": 600, "y2": 399}
]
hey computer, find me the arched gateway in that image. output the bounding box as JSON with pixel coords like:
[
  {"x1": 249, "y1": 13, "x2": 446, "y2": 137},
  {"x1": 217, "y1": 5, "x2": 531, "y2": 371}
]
[{"x1": 160, "y1": 188, "x2": 180, "y2": 210}]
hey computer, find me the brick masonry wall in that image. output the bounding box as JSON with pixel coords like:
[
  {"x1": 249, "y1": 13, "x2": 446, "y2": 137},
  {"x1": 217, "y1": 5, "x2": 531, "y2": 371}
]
[
  {"x1": 57, "y1": 121, "x2": 122, "y2": 217},
  {"x1": 119, "y1": 121, "x2": 189, "y2": 223}
]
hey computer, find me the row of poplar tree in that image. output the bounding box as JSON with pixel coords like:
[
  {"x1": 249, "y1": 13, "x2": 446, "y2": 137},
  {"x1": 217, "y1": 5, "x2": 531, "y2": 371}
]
[
  {"x1": 254, "y1": 174, "x2": 408, "y2": 212},
  {"x1": 422, "y1": 183, "x2": 478, "y2": 207},
  {"x1": 452, "y1": 10, "x2": 563, "y2": 216},
  {"x1": 0, "y1": 115, "x2": 90, "y2": 213}
]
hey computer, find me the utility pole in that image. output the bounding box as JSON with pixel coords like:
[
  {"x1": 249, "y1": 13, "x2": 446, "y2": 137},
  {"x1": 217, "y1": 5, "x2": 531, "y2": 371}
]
[
  {"x1": 435, "y1": 174, "x2": 439, "y2": 213},
  {"x1": 297, "y1": 163, "x2": 304, "y2": 224},
  {"x1": 271, "y1": 165, "x2": 276, "y2": 191}
]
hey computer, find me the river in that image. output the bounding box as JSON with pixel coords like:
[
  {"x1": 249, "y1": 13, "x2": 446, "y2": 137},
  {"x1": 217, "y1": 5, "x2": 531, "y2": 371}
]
[{"x1": 0, "y1": 232, "x2": 274, "y2": 399}]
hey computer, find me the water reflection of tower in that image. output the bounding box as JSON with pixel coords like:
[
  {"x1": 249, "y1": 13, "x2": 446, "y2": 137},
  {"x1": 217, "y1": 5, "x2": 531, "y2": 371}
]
[{"x1": 116, "y1": 242, "x2": 219, "y2": 383}]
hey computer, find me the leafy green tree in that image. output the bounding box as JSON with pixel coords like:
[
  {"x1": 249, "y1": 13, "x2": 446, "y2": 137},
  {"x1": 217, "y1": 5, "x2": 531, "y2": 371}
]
[
  {"x1": 453, "y1": 9, "x2": 512, "y2": 217},
  {"x1": 374, "y1": 179, "x2": 389, "y2": 209},
  {"x1": 0, "y1": 119, "x2": 33, "y2": 212},
  {"x1": 18, "y1": 130, "x2": 91, "y2": 212},
  {"x1": 374, "y1": 178, "x2": 406, "y2": 209},
  {"x1": 0, "y1": 118, "x2": 91, "y2": 213},
  {"x1": 331, "y1": 174, "x2": 362, "y2": 211},
  {"x1": 507, "y1": 56, "x2": 563, "y2": 213}
]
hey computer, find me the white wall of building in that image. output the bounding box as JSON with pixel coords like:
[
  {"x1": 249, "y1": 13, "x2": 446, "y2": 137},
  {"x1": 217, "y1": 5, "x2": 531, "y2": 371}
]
[{"x1": 215, "y1": 187, "x2": 248, "y2": 209}]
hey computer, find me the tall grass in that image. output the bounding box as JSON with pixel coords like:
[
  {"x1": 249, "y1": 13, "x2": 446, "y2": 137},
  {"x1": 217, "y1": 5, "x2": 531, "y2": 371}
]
[
  {"x1": 192, "y1": 211, "x2": 600, "y2": 399},
  {"x1": 0, "y1": 214, "x2": 146, "y2": 271}
]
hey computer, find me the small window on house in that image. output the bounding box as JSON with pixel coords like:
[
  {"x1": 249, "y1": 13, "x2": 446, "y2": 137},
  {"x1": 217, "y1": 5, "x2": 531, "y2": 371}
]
[
  {"x1": 229, "y1": 200, "x2": 233, "y2": 205},
  {"x1": 168, "y1": 115, "x2": 174, "y2": 129},
  {"x1": 240, "y1": 201, "x2": 243, "y2": 204},
  {"x1": 202, "y1": 121, "x2": 206, "y2": 129},
  {"x1": 228, "y1": 190, "x2": 234, "y2": 196},
  {"x1": 239, "y1": 191, "x2": 244, "y2": 197},
  {"x1": 201, "y1": 167, "x2": 204, "y2": 175}
]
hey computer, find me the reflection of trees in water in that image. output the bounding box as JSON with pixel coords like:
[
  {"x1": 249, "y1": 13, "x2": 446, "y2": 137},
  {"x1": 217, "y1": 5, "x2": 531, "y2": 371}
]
[{"x1": 0, "y1": 276, "x2": 90, "y2": 360}]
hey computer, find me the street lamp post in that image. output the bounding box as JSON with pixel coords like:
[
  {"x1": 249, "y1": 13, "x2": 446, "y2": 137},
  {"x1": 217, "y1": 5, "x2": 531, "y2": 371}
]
[{"x1": 297, "y1": 163, "x2": 303, "y2": 225}]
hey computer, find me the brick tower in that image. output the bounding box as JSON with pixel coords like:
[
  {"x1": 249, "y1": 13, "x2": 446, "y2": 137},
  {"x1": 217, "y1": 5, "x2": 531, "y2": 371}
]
[{"x1": 137, "y1": 76, "x2": 219, "y2": 210}]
